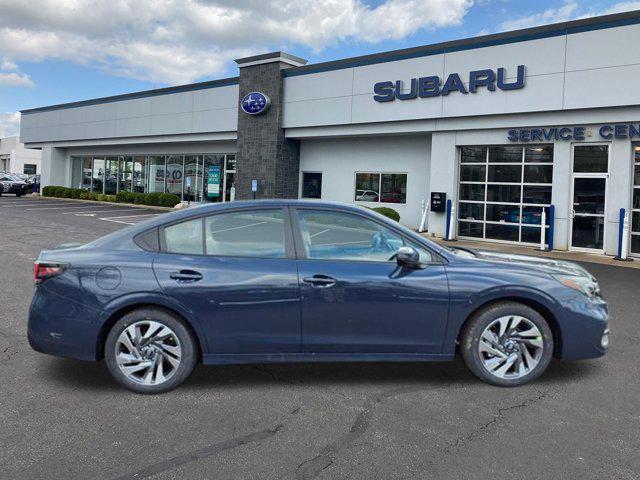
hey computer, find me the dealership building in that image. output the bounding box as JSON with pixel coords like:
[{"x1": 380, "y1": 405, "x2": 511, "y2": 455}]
[{"x1": 20, "y1": 10, "x2": 640, "y2": 257}]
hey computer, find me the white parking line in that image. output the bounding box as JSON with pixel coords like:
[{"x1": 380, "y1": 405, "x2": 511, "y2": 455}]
[
  {"x1": 99, "y1": 213, "x2": 161, "y2": 225},
  {"x1": 0, "y1": 202, "x2": 67, "y2": 207},
  {"x1": 25, "y1": 204, "x2": 101, "y2": 211}
]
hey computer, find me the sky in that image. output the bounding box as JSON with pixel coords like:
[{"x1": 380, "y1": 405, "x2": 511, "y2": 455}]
[{"x1": 1, "y1": 0, "x2": 639, "y2": 137}]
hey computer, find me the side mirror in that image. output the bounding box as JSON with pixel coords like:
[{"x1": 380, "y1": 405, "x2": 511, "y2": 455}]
[{"x1": 394, "y1": 246, "x2": 421, "y2": 268}]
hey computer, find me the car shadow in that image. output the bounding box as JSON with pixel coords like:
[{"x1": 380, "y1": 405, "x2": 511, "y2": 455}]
[{"x1": 39, "y1": 356, "x2": 603, "y2": 393}]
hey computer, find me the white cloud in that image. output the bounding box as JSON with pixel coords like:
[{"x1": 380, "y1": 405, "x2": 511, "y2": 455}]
[
  {"x1": 0, "y1": 112, "x2": 21, "y2": 137},
  {"x1": 0, "y1": 71, "x2": 34, "y2": 87},
  {"x1": 494, "y1": 1, "x2": 640, "y2": 33},
  {"x1": 0, "y1": 0, "x2": 474, "y2": 85},
  {"x1": 498, "y1": 2, "x2": 580, "y2": 31},
  {"x1": 0, "y1": 54, "x2": 33, "y2": 87},
  {"x1": 0, "y1": 57, "x2": 18, "y2": 71}
]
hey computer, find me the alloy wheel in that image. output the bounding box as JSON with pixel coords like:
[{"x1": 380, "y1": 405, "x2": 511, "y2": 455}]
[
  {"x1": 478, "y1": 315, "x2": 544, "y2": 380},
  {"x1": 115, "y1": 320, "x2": 182, "y2": 386}
]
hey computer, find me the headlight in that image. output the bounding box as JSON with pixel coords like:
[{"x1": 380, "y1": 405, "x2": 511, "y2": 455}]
[{"x1": 552, "y1": 274, "x2": 600, "y2": 299}]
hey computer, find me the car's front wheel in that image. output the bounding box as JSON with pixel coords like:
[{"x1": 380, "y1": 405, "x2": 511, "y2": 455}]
[
  {"x1": 460, "y1": 301, "x2": 553, "y2": 387},
  {"x1": 105, "y1": 308, "x2": 198, "y2": 394}
]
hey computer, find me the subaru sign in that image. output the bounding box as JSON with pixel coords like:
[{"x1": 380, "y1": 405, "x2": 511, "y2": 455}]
[
  {"x1": 241, "y1": 92, "x2": 270, "y2": 115},
  {"x1": 373, "y1": 65, "x2": 526, "y2": 102}
]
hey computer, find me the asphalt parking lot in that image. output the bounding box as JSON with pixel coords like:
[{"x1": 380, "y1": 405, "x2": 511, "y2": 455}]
[{"x1": 1, "y1": 195, "x2": 639, "y2": 480}]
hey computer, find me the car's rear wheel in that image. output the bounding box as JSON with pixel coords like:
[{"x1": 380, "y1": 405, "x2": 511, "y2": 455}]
[
  {"x1": 460, "y1": 301, "x2": 553, "y2": 387},
  {"x1": 105, "y1": 308, "x2": 197, "y2": 394}
]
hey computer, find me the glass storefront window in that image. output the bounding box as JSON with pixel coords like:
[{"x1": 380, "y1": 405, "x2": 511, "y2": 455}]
[
  {"x1": 132, "y1": 156, "x2": 146, "y2": 193},
  {"x1": 147, "y1": 156, "x2": 165, "y2": 193},
  {"x1": 119, "y1": 156, "x2": 133, "y2": 192},
  {"x1": 203, "y1": 155, "x2": 224, "y2": 202},
  {"x1": 92, "y1": 157, "x2": 105, "y2": 194},
  {"x1": 184, "y1": 155, "x2": 199, "y2": 202},
  {"x1": 166, "y1": 155, "x2": 183, "y2": 198},
  {"x1": 104, "y1": 156, "x2": 118, "y2": 195},
  {"x1": 458, "y1": 145, "x2": 553, "y2": 244}
]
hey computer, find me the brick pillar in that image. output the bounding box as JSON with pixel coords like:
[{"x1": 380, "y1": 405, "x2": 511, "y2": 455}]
[{"x1": 234, "y1": 52, "x2": 307, "y2": 199}]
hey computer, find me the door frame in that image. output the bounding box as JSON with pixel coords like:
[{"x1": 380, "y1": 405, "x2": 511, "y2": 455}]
[{"x1": 569, "y1": 143, "x2": 610, "y2": 254}]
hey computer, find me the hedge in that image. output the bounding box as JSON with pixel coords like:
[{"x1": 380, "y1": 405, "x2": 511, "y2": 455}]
[
  {"x1": 43, "y1": 186, "x2": 180, "y2": 207},
  {"x1": 371, "y1": 206, "x2": 401, "y2": 222}
]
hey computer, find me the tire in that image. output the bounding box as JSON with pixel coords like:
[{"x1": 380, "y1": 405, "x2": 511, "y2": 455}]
[
  {"x1": 105, "y1": 307, "x2": 198, "y2": 394},
  {"x1": 460, "y1": 301, "x2": 553, "y2": 387}
]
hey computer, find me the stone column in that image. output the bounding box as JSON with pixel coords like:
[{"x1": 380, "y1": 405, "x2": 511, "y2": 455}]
[{"x1": 234, "y1": 52, "x2": 307, "y2": 199}]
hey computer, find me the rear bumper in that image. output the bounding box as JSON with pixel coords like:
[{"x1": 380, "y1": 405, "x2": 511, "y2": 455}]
[
  {"x1": 28, "y1": 286, "x2": 101, "y2": 362},
  {"x1": 558, "y1": 297, "x2": 609, "y2": 361}
]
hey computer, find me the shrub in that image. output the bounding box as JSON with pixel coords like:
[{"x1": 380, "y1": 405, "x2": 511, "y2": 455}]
[
  {"x1": 371, "y1": 206, "x2": 400, "y2": 222},
  {"x1": 70, "y1": 188, "x2": 82, "y2": 199},
  {"x1": 133, "y1": 193, "x2": 146, "y2": 205},
  {"x1": 106, "y1": 195, "x2": 117, "y2": 202},
  {"x1": 144, "y1": 192, "x2": 163, "y2": 206},
  {"x1": 95, "y1": 194, "x2": 107, "y2": 202},
  {"x1": 80, "y1": 191, "x2": 92, "y2": 200},
  {"x1": 116, "y1": 191, "x2": 134, "y2": 203},
  {"x1": 42, "y1": 186, "x2": 55, "y2": 197},
  {"x1": 158, "y1": 193, "x2": 180, "y2": 208}
]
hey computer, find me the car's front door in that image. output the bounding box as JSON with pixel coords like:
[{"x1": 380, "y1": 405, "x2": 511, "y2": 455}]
[
  {"x1": 152, "y1": 207, "x2": 301, "y2": 354},
  {"x1": 292, "y1": 208, "x2": 450, "y2": 354}
]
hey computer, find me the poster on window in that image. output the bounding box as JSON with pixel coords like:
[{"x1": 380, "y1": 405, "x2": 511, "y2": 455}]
[{"x1": 207, "y1": 165, "x2": 221, "y2": 197}]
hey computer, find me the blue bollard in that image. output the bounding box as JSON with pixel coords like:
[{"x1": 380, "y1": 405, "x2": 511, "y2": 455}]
[{"x1": 445, "y1": 199, "x2": 452, "y2": 240}]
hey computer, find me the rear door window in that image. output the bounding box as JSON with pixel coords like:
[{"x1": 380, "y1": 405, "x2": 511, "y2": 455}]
[
  {"x1": 205, "y1": 209, "x2": 286, "y2": 258},
  {"x1": 164, "y1": 218, "x2": 204, "y2": 255}
]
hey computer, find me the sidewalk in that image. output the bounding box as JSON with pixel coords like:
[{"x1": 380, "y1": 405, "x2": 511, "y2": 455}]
[{"x1": 420, "y1": 234, "x2": 640, "y2": 269}]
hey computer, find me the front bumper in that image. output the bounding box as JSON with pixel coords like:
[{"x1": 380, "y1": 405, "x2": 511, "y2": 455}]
[{"x1": 558, "y1": 296, "x2": 609, "y2": 361}]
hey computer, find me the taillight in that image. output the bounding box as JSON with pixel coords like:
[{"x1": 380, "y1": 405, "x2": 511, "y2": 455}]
[{"x1": 34, "y1": 262, "x2": 67, "y2": 284}]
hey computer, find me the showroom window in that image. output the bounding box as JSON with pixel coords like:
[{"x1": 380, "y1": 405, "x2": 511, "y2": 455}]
[
  {"x1": 632, "y1": 145, "x2": 640, "y2": 255},
  {"x1": 458, "y1": 145, "x2": 553, "y2": 244},
  {"x1": 301, "y1": 172, "x2": 322, "y2": 199},
  {"x1": 23, "y1": 164, "x2": 37, "y2": 175},
  {"x1": 70, "y1": 154, "x2": 234, "y2": 203},
  {"x1": 354, "y1": 172, "x2": 407, "y2": 204}
]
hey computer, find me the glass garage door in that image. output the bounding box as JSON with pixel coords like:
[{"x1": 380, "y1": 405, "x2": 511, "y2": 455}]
[
  {"x1": 458, "y1": 145, "x2": 553, "y2": 244},
  {"x1": 632, "y1": 145, "x2": 640, "y2": 255}
]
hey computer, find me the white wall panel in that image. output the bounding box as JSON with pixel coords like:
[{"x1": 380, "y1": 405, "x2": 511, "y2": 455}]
[
  {"x1": 299, "y1": 135, "x2": 431, "y2": 228},
  {"x1": 444, "y1": 36, "x2": 566, "y2": 77},
  {"x1": 192, "y1": 108, "x2": 237, "y2": 133},
  {"x1": 283, "y1": 69, "x2": 354, "y2": 102},
  {"x1": 193, "y1": 85, "x2": 238, "y2": 111},
  {"x1": 283, "y1": 97, "x2": 353, "y2": 128},
  {"x1": 563, "y1": 63, "x2": 640, "y2": 109},
  {"x1": 351, "y1": 92, "x2": 442, "y2": 124},
  {"x1": 566, "y1": 24, "x2": 640, "y2": 71}
]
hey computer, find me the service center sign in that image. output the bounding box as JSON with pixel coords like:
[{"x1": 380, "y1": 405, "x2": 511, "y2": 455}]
[{"x1": 373, "y1": 65, "x2": 526, "y2": 102}]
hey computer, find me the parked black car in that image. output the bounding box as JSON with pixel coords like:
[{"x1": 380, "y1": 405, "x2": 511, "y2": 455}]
[{"x1": 0, "y1": 174, "x2": 28, "y2": 196}]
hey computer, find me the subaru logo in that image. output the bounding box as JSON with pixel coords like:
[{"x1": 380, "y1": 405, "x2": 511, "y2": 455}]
[{"x1": 241, "y1": 92, "x2": 270, "y2": 115}]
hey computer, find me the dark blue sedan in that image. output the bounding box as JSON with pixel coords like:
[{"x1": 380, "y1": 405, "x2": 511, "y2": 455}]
[{"x1": 28, "y1": 200, "x2": 609, "y2": 393}]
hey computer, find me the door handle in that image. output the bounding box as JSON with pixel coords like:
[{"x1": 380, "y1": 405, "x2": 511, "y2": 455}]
[
  {"x1": 570, "y1": 210, "x2": 576, "y2": 219},
  {"x1": 303, "y1": 275, "x2": 337, "y2": 288},
  {"x1": 169, "y1": 270, "x2": 203, "y2": 283}
]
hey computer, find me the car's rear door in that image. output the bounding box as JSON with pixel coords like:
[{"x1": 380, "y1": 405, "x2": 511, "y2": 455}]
[
  {"x1": 152, "y1": 207, "x2": 301, "y2": 354},
  {"x1": 292, "y1": 207, "x2": 449, "y2": 354}
]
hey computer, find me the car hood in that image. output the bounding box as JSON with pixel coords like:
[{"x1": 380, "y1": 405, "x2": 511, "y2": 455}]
[{"x1": 462, "y1": 249, "x2": 595, "y2": 280}]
